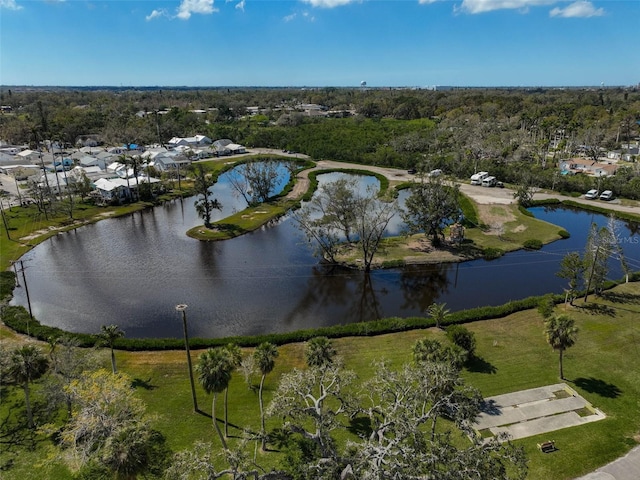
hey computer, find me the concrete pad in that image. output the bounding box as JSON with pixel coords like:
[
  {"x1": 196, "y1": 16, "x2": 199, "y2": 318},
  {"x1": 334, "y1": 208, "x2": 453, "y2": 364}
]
[
  {"x1": 473, "y1": 383, "x2": 605, "y2": 442},
  {"x1": 475, "y1": 395, "x2": 588, "y2": 430},
  {"x1": 492, "y1": 411, "x2": 582, "y2": 440},
  {"x1": 481, "y1": 383, "x2": 567, "y2": 408}
]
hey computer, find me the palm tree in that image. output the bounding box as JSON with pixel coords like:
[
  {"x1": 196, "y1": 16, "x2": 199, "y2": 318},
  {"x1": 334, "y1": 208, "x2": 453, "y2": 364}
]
[
  {"x1": 192, "y1": 164, "x2": 222, "y2": 228},
  {"x1": 8, "y1": 345, "x2": 49, "y2": 428},
  {"x1": 427, "y1": 302, "x2": 450, "y2": 329},
  {"x1": 304, "y1": 336, "x2": 337, "y2": 368},
  {"x1": 544, "y1": 314, "x2": 578, "y2": 380},
  {"x1": 196, "y1": 348, "x2": 232, "y2": 449},
  {"x1": 254, "y1": 342, "x2": 278, "y2": 450},
  {"x1": 223, "y1": 343, "x2": 242, "y2": 438},
  {"x1": 97, "y1": 324, "x2": 125, "y2": 374}
]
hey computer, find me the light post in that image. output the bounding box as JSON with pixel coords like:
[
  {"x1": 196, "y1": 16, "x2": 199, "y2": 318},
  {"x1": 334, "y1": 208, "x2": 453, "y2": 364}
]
[{"x1": 176, "y1": 304, "x2": 198, "y2": 413}]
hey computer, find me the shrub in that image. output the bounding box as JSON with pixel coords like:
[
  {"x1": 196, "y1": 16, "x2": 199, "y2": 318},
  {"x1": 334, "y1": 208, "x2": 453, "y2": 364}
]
[
  {"x1": 562, "y1": 200, "x2": 640, "y2": 223},
  {"x1": 446, "y1": 325, "x2": 476, "y2": 359},
  {"x1": 483, "y1": 247, "x2": 504, "y2": 260},
  {"x1": 0, "y1": 271, "x2": 16, "y2": 302},
  {"x1": 518, "y1": 205, "x2": 535, "y2": 217},
  {"x1": 558, "y1": 229, "x2": 570, "y2": 239},
  {"x1": 537, "y1": 293, "x2": 556, "y2": 319},
  {"x1": 458, "y1": 193, "x2": 479, "y2": 226},
  {"x1": 523, "y1": 239, "x2": 543, "y2": 250}
]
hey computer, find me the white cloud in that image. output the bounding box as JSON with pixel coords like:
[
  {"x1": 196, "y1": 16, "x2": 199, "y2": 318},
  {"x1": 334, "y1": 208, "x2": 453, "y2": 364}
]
[
  {"x1": 146, "y1": 8, "x2": 167, "y2": 21},
  {"x1": 235, "y1": 0, "x2": 245, "y2": 12},
  {"x1": 176, "y1": 0, "x2": 217, "y2": 20},
  {"x1": 284, "y1": 12, "x2": 297, "y2": 21},
  {"x1": 550, "y1": 1, "x2": 604, "y2": 17},
  {"x1": 456, "y1": 0, "x2": 555, "y2": 14},
  {"x1": 301, "y1": 0, "x2": 359, "y2": 8},
  {"x1": 0, "y1": 0, "x2": 23, "y2": 10}
]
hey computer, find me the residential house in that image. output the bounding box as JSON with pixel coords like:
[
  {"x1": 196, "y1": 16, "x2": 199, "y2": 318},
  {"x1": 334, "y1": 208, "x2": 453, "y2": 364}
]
[
  {"x1": 559, "y1": 158, "x2": 618, "y2": 177},
  {"x1": 35, "y1": 171, "x2": 72, "y2": 194},
  {"x1": 167, "y1": 135, "x2": 212, "y2": 148},
  {"x1": 93, "y1": 176, "x2": 161, "y2": 204},
  {"x1": 75, "y1": 134, "x2": 103, "y2": 147},
  {"x1": 77, "y1": 155, "x2": 108, "y2": 170},
  {"x1": 212, "y1": 138, "x2": 246, "y2": 156},
  {"x1": 16, "y1": 149, "x2": 43, "y2": 164},
  {"x1": 93, "y1": 178, "x2": 130, "y2": 203}
]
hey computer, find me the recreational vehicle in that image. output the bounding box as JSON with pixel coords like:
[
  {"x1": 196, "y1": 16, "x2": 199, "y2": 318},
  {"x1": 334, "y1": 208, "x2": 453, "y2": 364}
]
[
  {"x1": 470, "y1": 171, "x2": 489, "y2": 185},
  {"x1": 481, "y1": 176, "x2": 497, "y2": 187}
]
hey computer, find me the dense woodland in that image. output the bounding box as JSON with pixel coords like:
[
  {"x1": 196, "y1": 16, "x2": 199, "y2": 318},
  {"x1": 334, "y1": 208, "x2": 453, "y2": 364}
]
[{"x1": 2, "y1": 86, "x2": 639, "y2": 198}]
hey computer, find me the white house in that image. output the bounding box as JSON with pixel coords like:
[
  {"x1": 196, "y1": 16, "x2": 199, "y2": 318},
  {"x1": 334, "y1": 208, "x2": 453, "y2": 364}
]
[
  {"x1": 94, "y1": 178, "x2": 129, "y2": 203},
  {"x1": 212, "y1": 139, "x2": 246, "y2": 156},
  {"x1": 559, "y1": 158, "x2": 618, "y2": 177},
  {"x1": 78, "y1": 155, "x2": 107, "y2": 170},
  {"x1": 16, "y1": 149, "x2": 43, "y2": 164},
  {"x1": 167, "y1": 135, "x2": 212, "y2": 148}
]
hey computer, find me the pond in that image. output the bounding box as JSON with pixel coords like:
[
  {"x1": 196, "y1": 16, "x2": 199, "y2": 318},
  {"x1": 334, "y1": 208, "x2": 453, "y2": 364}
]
[{"x1": 10, "y1": 172, "x2": 640, "y2": 339}]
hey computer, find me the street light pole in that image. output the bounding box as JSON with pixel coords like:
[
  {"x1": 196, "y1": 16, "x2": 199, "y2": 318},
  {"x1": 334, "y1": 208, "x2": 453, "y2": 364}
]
[{"x1": 176, "y1": 304, "x2": 198, "y2": 413}]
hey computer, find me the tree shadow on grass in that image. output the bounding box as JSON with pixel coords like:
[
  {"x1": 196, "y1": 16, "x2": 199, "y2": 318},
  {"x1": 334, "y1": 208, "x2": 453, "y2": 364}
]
[
  {"x1": 572, "y1": 377, "x2": 622, "y2": 398},
  {"x1": 131, "y1": 377, "x2": 157, "y2": 390},
  {"x1": 268, "y1": 428, "x2": 290, "y2": 451},
  {"x1": 600, "y1": 291, "x2": 640, "y2": 305},
  {"x1": 578, "y1": 303, "x2": 616, "y2": 317},
  {"x1": 466, "y1": 356, "x2": 497, "y2": 374}
]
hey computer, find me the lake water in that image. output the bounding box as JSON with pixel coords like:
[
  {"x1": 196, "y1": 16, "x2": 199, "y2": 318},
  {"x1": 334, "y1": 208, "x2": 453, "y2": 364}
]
[{"x1": 10, "y1": 172, "x2": 640, "y2": 339}]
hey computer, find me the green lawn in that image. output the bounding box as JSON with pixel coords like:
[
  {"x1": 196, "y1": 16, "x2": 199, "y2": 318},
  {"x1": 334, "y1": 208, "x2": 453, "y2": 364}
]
[
  {"x1": 137, "y1": 283, "x2": 639, "y2": 480},
  {"x1": 2, "y1": 283, "x2": 640, "y2": 478}
]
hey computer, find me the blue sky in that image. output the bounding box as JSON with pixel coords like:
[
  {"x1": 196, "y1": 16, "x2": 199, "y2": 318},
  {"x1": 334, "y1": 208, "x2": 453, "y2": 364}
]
[{"x1": 1, "y1": 0, "x2": 638, "y2": 87}]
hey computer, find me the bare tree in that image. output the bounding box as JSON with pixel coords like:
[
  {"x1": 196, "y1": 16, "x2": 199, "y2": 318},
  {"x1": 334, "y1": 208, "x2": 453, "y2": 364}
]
[
  {"x1": 227, "y1": 160, "x2": 282, "y2": 207},
  {"x1": 295, "y1": 178, "x2": 397, "y2": 272}
]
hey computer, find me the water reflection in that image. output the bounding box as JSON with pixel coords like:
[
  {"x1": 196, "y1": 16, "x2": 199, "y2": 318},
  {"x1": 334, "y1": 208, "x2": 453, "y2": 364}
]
[
  {"x1": 9, "y1": 175, "x2": 640, "y2": 339},
  {"x1": 399, "y1": 263, "x2": 453, "y2": 311}
]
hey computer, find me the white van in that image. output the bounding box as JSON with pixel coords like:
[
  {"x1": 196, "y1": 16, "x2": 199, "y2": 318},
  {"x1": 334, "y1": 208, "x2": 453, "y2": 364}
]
[
  {"x1": 470, "y1": 171, "x2": 489, "y2": 185},
  {"x1": 482, "y1": 176, "x2": 497, "y2": 187}
]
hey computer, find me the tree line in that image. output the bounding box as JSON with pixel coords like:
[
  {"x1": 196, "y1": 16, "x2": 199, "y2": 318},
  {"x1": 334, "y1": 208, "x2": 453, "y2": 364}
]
[{"x1": 2, "y1": 86, "x2": 638, "y2": 180}]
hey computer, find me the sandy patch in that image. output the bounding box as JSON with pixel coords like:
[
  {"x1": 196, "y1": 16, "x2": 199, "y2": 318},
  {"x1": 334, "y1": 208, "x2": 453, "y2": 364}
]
[{"x1": 477, "y1": 205, "x2": 517, "y2": 236}]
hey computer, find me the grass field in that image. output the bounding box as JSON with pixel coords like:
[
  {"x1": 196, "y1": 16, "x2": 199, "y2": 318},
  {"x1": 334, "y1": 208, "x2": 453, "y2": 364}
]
[{"x1": 2, "y1": 282, "x2": 639, "y2": 479}]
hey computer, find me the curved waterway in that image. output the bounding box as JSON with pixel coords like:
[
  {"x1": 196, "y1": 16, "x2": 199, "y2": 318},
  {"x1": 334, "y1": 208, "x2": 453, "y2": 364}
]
[{"x1": 10, "y1": 178, "x2": 640, "y2": 339}]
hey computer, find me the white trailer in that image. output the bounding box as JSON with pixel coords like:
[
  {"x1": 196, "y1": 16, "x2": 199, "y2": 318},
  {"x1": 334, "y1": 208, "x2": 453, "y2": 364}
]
[{"x1": 470, "y1": 171, "x2": 489, "y2": 185}]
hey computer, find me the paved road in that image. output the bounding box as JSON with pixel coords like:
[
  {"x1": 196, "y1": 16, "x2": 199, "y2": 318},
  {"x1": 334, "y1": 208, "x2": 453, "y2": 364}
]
[{"x1": 577, "y1": 446, "x2": 640, "y2": 480}]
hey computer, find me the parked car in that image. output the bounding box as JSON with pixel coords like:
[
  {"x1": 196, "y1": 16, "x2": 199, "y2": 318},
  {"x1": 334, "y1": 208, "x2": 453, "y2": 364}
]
[
  {"x1": 407, "y1": 168, "x2": 417, "y2": 174},
  {"x1": 496, "y1": 181, "x2": 504, "y2": 188},
  {"x1": 599, "y1": 190, "x2": 614, "y2": 201},
  {"x1": 585, "y1": 189, "x2": 599, "y2": 199}
]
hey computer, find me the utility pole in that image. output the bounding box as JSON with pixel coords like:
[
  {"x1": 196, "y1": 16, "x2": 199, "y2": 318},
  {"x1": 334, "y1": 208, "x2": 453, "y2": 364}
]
[
  {"x1": 176, "y1": 304, "x2": 198, "y2": 413},
  {"x1": 0, "y1": 198, "x2": 10, "y2": 240},
  {"x1": 19, "y1": 260, "x2": 33, "y2": 335}
]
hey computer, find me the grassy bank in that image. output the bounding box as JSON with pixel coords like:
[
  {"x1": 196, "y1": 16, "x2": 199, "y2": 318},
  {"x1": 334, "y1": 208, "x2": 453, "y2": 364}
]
[{"x1": 2, "y1": 282, "x2": 640, "y2": 479}]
